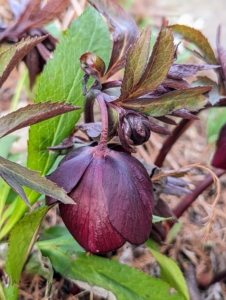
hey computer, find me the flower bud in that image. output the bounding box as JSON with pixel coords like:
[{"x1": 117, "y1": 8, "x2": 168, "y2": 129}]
[{"x1": 118, "y1": 110, "x2": 170, "y2": 152}]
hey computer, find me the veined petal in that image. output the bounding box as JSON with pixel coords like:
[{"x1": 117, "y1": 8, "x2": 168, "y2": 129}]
[
  {"x1": 60, "y1": 153, "x2": 125, "y2": 253},
  {"x1": 103, "y1": 151, "x2": 154, "y2": 244}
]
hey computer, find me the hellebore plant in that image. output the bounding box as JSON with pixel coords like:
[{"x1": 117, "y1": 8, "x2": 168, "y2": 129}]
[
  {"x1": 46, "y1": 95, "x2": 154, "y2": 253},
  {"x1": 45, "y1": 0, "x2": 218, "y2": 253},
  {"x1": 1, "y1": 0, "x2": 226, "y2": 298}
]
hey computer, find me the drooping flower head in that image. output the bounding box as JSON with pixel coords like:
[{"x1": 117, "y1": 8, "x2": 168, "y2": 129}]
[{"x1": 46, "y1": 144, "x2": 154, "y2": 253}]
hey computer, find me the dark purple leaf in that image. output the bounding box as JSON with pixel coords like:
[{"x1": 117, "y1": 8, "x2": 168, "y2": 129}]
[
  {"x1": 0, "y1": 101, "x2": 80, "y2": 138},
  {"x1": 87, "y1": 0, "x2": 139, "y2": 80},
  {"x1": 1, "y1": 0, "x2": 68, "y2": 40},
  {"x1": 168, "y1": 64, "x2": 219, "y2": 80},
  {"x1": 212, "y1": 123, "x2": 226, "y2": 169},
  {"x1": 0, "y1": 36, "x2": 47, "y2": 87}
]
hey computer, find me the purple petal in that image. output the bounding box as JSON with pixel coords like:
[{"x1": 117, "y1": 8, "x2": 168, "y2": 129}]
[
  {"x1": 47, "y1": 147, "x2": 94, "y2": 193},
  {"x1": 60, "y1": 155, "x2": 125, "y2": 253},
  {"x1": 103, "y1": 151, "x2": 154, "y2": 244}
]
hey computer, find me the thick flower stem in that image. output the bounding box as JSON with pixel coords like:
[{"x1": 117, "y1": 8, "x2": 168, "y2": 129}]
[{"x1": 97, "y1": 94, "x2": 109, "y2": 149}]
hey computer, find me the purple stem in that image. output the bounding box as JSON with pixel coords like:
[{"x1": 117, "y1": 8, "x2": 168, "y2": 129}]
[
  {"x1": 168, "y1": 168, "x2": 226, "y2": 228},
  {"x1": 97, "y1": 94, "x2": 108, "y2": 149},
  {"x1": 154, "y1": 118, "x2": 194, "y2": 167}
]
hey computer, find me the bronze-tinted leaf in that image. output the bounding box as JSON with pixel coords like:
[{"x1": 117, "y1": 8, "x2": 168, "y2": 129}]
[
  {"x1": 0, "y1": 156, "x2": 74, "y2": 205},
  {"x1": 120, "y1": 25, "x2": 151, "y2": 100},
  {"x1": 168, "y1": 64, "x2": 219, "y2": 80},
  {"x1": 122, "y1": 86, "x2": 211, "y2": 116},
  {"x1": 122, "y1": 24, "x2": 174, "y2": 101},
  {"x1": 28, "y1": 0, "x2": 68, "y2": 30},
  {"x1": 0, "y1": 101, "x2": 80, "y2": 138},
  {"x1": 1, "y1": 0, "x2": 68, "y2": 40},
  {"x1": 0, "y1": 36, "x2": 47, "y2": 87},
  {"x1": 87, "y1": 0, "x2": 139, "y2": 80},
  {"x1": 216, "y1": 25, "x2": 226, "y2": 81},
  {"x1": 170, "y1": 25, "x2": 217, "y2": 64}
]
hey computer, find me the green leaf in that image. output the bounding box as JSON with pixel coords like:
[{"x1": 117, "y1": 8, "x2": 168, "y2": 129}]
[
  {"x1": 122, "y1": 86, "x2": 211, "y2": 116},
  {"x1": 148, "y1": 248, "x2": 189, "y2": 300},
  {"x1": 27, "y1": 5, "x2": 111, "y2": 176},
  {"x1": 0, "y1": 156, "x2": 74, "y2": 205},
  {"x1": 152, "y1": 215, "x2": 174, "y2": 223},
  {"x1": 0, "y1": 102, "x2": 80, "y2": 138},
  {"x1": 169, "y1": 25, "x2": 217, "y2": 65},
  {"x1": 207, "y1": 107, "x2": 226, "y2": 144},
  {"x1": 122, "y1": 24, "x2": 174, "y2": 101},
  {"x1": 120, "y1": 25, "x2": 151, "y2": 100},
  {"x1": 0, "y1": 36, "x2": 46, "y2": 87},
  {"x1": 5, "y1": 206, "x2": 51, "y2": 300},
  {"x1": 38, "y1": 244, "x2": 183, "y2": 300}
]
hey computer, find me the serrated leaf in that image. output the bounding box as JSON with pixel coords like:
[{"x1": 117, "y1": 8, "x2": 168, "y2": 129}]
[
  {"x1": 27, "y1": 0, "x2": 68, "y2": 30},
  {"x1": 38, "y1": 243, "x2": 183, "y2": 300},
  {"x1": 120, "y1": 25, "x2": 151, "y2": 100},
  {"x1": 0, "y1": 36, "x2": 46, "y2": 87},
  {"x1": 122, "y1": 24, "x2": 174, "y2": 101},
  {"x1": 148, "y1": 248, "x2": 189, "y2": 300},
  {"x1": 122, "y1": 86, "x2": 211, "y2": 116},
  {"x1": 27, "y1": 5, "x2": 111, "y2": 175},
  {"x1": 0, "y1": 156, "x2": 74, "y2": 205},
  {"x1": 168, "y1": 64, "x2": 219, "y2": 80},
  {"x1": 0, "y1": 0, "x2": 68, "y2": 40},
  {"x1": 5, "y1": 206, "x2": 51, "y2": 300},
  {"x1": 87, "y1": 0, "x2": 139, "y2": 81},
  {"x1": 192, "y1": 76, "x2": 222, "y2": 105},
  {"x1": 170, "y1": 25, "x2": 217, "y2": 65},
  {"x1": 0, "y1": 102, "x2": 80, "y2": 138}
]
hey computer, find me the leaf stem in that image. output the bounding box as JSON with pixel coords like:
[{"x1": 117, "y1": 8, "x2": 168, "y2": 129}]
[{"x1": 154, "y1": 118, "x2": 194, "y2": 167}]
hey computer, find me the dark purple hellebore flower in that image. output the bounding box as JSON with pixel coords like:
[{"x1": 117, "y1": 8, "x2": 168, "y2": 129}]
[{"x1": 46, "y1": 145, "x2": 154, "y2": 253}]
